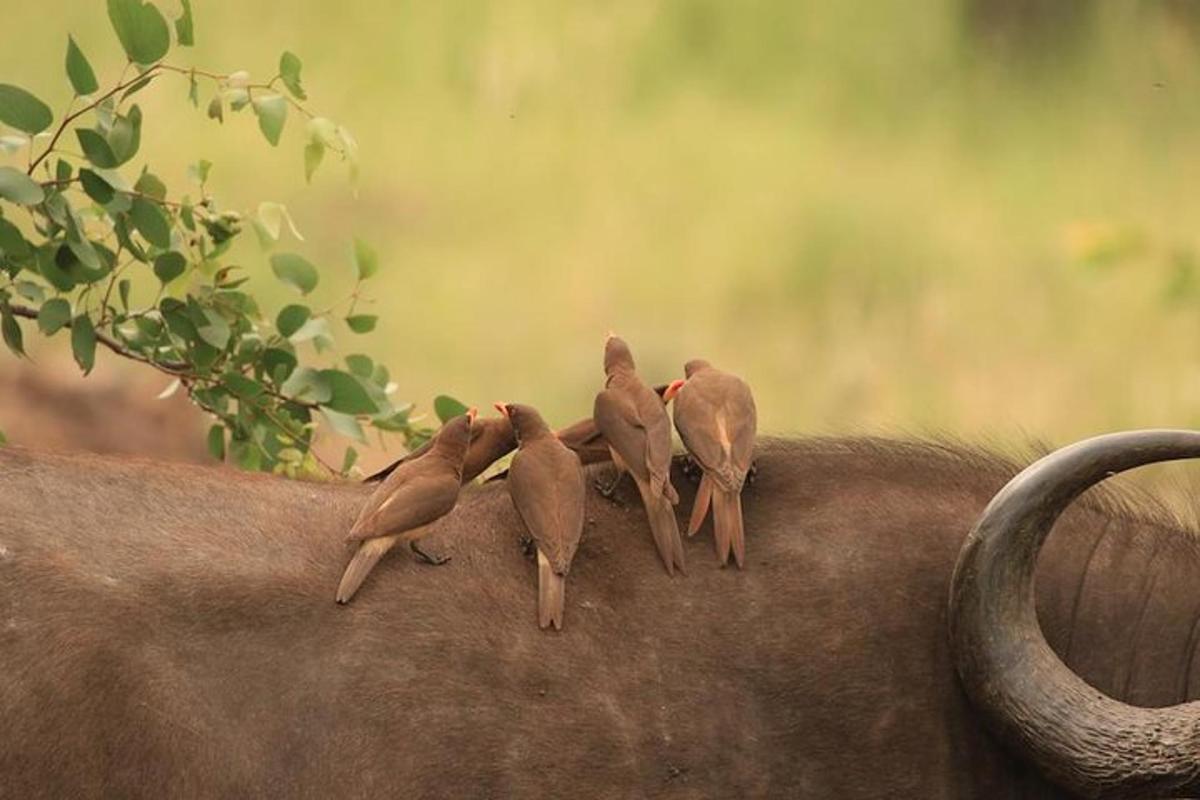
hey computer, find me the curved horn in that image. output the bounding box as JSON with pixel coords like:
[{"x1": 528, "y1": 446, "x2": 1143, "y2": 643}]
[{"x1": 949, "y1": 430, "x2": 1200, "y2": 799}]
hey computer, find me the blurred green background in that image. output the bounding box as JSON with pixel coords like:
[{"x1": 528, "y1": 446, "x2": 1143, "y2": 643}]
[{"x1": 3, "y1": 0, "x2": 1200, "y2": 459}]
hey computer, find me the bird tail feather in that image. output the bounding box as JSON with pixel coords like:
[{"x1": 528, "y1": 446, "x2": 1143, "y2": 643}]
[
  {"x1": 537, "y1": 550, "x2": 566, "y2": 630},
  {"x1": 687, "y1": 473, "x2": 713, "y2": 537},
  {"x1": 336, "y1": 535, "x2": 398, "y2": 604},
  {"x1": 636, "y1": 478, "x2": 686, "y2": 576},
  {"x1": 713, "y1": 488, "x2": 745, "y2": 568}
]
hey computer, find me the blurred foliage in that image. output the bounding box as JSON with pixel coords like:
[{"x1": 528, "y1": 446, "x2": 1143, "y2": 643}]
[
  {"x1": 0, "y1": 0, "x2": 435, "y2": 476},
  {"x1": 2, "y1": 1, "x2": 1200, "y2": 463}
]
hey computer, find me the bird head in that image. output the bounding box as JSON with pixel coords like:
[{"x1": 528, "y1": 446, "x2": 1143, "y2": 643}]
[
  {"x1": 494, "y1": 402, "x2": 550, "y2": 444},
  {"x1": 603, "y1": 334, "x2": 635, "y2": 374}
]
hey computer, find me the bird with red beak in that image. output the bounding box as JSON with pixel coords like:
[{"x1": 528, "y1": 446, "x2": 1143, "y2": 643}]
[
  {"x1": 496, "y1": 402, "x2": 585, "y2": 630},
  {"x1": 663, "y1": 360, "x2": 756, "y2": 567},
  {"x1": 593, "y1": 334, "x2": 686, "y2": 575},
  {"x1": 336, "y1": 408, "x2": 477, "y2": 604}
]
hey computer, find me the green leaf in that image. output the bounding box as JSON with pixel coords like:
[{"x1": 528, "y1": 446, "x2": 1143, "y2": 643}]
[
  {"x1": 252, "y1": 94, "x2": 287, "y2": 147},
  {"x1": 0, "y1": 85, "x2": 53, "y2": 134},
  {"x1": 107, "y1": 105, "x2": 142, "y2": 165},
  {"x1": 55, "y1": 159, "x2": 73, "y2": 183},
  {"x1": 307, "y1": 116, "x2": 338, "y2": 146},
  {"x1": 276, "y1": 303, "x2": 310, "y2": 337},
  {"x1": 341, "y1": 446, "x2": 358, "y2": 474},
  {"x1": 0, "y1": 429, "x2": 7, "y2": 446},
  {"x1": 371, "y1": 363, "x2": 390, "y2": 387},
  {"x1": 153, "y1": 251, "x2": 186, "y2": 283},
  {"x1": 223, "y1": 372, "x2": 265, "y2": 399},
  {"x1": 71, "y1": 313, "x2": 96, "y2": 374},
  {"x1": 120, "y1": 74, "x2": 156, "y2": 102},
  {"x1": 0, "y1": 167, "x2": 45, "y2": 206},
  {"x1": 256, "y1": 201, "x2": 302, "y2": 242},
  {"x1": 194, "y1": 306, "x2": 230, "y2": 349},
  {"x1": 320, "y1": 369, "x2": 378, "y2": 414},
  {"x1": 224, "y1": 87, "x2": 250, "y2": 111},
  {"x1": 345, "y1": 353, "x2": 373, "y2": 378},
  {"x1": 207, "y1": 424, "x2": 225, "y2": 461},
  {"x1": 434, "y1": 394, "x2": 469, "y2": 423},
  {"x1": 353, "y1": 237, "x2": 379, "y2": 280},
  {"x1": 13, "y1": 282, "x2": 44, "y2": 304},
  {"x1": 66, "y1": 36, "x2": 99, "y2": 95},
  {"x1": 262, "y1": 347, "x2": 297, "y2": 384},
  {"x1": 175, "y1": 0, "x2": 194, "y2": 46},
  {"x1": 281, "y1": 366, "x2": 332, "y2": 404},
  {"x1": 130, "y1": 197, "x2": 171, "y2": 248},
  {"x1": 207, "y1": 94, "x2": 223, "y2": 123},
  {"x1": 0, "y1": 301, "x2": 24, "y2": 357},
  {"x1": 279, "y1": 51, "x2": 306, "y2": 100},
  {"x1": 345, "y1": 314, "x2": 377, "y2": 334},
  {"x1": 270, "y1": 253, "x2": 318, "y2": 295},
  {"x1": 37, "y1": 246, "x2": 76, "y2": 292},
  {"x1": 188, "y1": 72, "x2": 199, "y2": 106},
  {"x1": 37, "y1": 297, "x2": 71, "y2": 334},
  {"x1": 0, "y1": 218, "x2": 31, "y2": 260},
  {"x1": 76, "y1": 129, "x2": 118, "y2": 168},
  {"x1": 320, "y1": 407, "x2": 366, "y2": 444},
  {"x1": 303, "y1": 141, "x2": 324, "y2": 183},
  {"x1": 134, "y1": 170, "x2": 166, "y2": 200},
  {"x1": 188, "y1": 159, "x2": 212, "y2": 185},
  {"x1": 118, "y1": 278, "x2": 131, "y2": 311},
  {"x1": 79, "y1": 169, "x2": 115, "y2": 205},
  {"x1": 107, "y1": 0, "x2": 170, "y2": 65}
]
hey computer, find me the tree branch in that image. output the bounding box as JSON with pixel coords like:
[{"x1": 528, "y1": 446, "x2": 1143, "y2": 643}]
[
  {"x1": 27, "y1": 65, "x2": 164, "y2": 176},
  {"x1": 8, "y1": 303, "x2": 190, "y2": 372}
]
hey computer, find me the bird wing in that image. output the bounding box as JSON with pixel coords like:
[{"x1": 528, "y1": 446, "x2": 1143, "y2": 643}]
[
  {"x1": 720, "y1": 374, "x2": 758, "y2": 474},
  {"x1": 637, "y1": 387, "x2": 675, "y2": 487},
  {"x1": 674, "y1": 374, "x2": 749, "y2": 490},
  {"x1": 556, "y1": 416, "x2": 604, "y2": 449},
  {"x1": 508, "y1": 441, "x2": 586, "y2": 574},
  {"x1": 361, "y1": 438, "x2": 433, "y2": 483},
  {"x1": 348, "y1": 469, "x2": 461, "y2": 541},
  {"x1": 593, "y1": 385, "x2": 651, "y2": 482}
]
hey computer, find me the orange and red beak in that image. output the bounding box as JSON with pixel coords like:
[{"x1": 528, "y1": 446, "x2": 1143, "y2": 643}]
[
  {"x1": 663, "y1": 378, "x2": 686, "y2": 403},
  {"x1": 493, "y1": 402, "x2": 510, "y2": 418}
]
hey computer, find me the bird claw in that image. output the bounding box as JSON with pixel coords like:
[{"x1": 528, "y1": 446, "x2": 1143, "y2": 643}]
[{"x1": 410, "y1": 541, "x2": 451, "y2": 566}]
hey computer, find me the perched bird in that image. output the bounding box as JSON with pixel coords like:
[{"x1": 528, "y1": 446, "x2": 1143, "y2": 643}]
[
  {"x1": 593, "y1": 335, "x2": 686, "y2": 575},
  {"x1": 497, "y1": 402, "x2": 586, "y2": 630},
  {"x1": 363, "y1": 414, "x2": 515, "y2": 484},
  {"x1": 555, "y1": 383, "x2": 671, "y2": 466},
  {"x1": 336, "y1": 409, "x2": 476, "y2": 604},
  {"x1": 663, "y1": 360, "x2": 757, "y2": 568}
]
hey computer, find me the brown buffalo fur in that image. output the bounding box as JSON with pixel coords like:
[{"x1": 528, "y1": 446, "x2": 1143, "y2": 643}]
[{"x1": 1, "y1": 437, "x2": 1198, "y2": 798}]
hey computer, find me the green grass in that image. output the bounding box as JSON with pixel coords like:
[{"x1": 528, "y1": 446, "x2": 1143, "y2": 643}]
[{"x1": 3, "y1": 1, "x2": 1200, "y2": 453}]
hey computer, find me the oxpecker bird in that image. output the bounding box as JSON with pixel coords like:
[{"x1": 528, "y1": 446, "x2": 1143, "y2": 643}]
[
  {"x1": 498, "y1": 402, "x2": 586, "y2": 630},
  {"x1": 555, "y1": 384, "x2": 671, "y2": 466},
  {"x1": 593, "y1": 335, "x2": 686, "y2": 575},
  {"x1": 664, "y1": 360, "x2": 756, "y2": 567},
  {"x1": 336, "y1": 410, "x2": 476, "y2": 604},
  {"x1": 363, "y1": 413, "x2": 515, "y2": 484}
]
